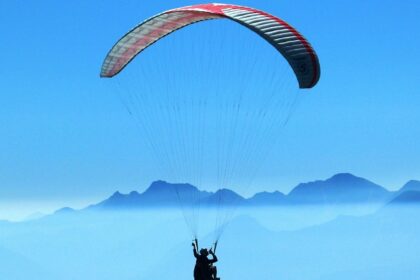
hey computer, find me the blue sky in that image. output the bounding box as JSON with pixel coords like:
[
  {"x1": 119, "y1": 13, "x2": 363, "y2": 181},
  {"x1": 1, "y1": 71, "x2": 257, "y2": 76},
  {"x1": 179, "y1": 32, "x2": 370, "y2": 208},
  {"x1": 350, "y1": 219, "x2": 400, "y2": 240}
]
[{"x1": 0, "y1": 0, "x2": 419, "y2": 219}]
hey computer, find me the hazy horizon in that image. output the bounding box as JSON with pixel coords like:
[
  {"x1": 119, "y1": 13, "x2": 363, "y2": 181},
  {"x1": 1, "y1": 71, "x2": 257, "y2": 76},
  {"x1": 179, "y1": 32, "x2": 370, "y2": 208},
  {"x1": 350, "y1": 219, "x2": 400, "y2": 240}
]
[{"x1": 2, "y1": 172, "x2": 416, "y2": 221}]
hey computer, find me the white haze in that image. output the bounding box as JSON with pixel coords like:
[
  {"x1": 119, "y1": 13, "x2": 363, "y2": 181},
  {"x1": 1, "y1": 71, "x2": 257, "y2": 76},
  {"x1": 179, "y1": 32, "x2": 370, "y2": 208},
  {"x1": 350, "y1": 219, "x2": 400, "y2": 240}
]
[{"x1": 0, "y1": 205, "x2": 419, "y2": 280}]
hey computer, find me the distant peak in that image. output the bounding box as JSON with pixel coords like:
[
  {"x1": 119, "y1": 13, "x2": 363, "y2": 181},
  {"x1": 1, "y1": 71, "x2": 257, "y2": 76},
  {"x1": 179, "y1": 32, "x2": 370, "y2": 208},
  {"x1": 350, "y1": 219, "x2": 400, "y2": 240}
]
[
  {"x1": 107, "y1": 190, "x2": 141, "y2": 201},
  {"x1": 145, "y1": 181, "x2": 171, "y2": 192},
  {"x1": 389, "y1": 191, "x2": 420, "y2": 204},
  {"x1": 213, "y1": 189, "x2": 244, "y2": 201},
  {"x1": 215, "y1": 188, "x2": 234, "y2": 194},
  {"x1": 144, "y1": 180, "x2": 199, "y2": 195},
  {"x1": 330, "y1": 173, "x2": 359, "y2": 180},
  {"x1": 111, "y1": 191, "x2": 123, "y2": 197},
  {"x1": 54, "y1": 207, "x2": 75, "y2": 214},
  {"x1": 148, "y1": 180, "x2": 186, "y2": 189},
  {"x1": 252, "y1": 191, "x2": 285, "y2": 197},
  {"x1": 326, "y1": 173, "x2": 379, "y2": 186},
  {"x1": 214, "y1": 188, "x2": 240, "y2": 196},
  {"x1": 406, "y1": 180, "x2": 420, "y2": 184},
  {"x1": 151, "y1": 180, "x2": 168, "y2": 185},
  {"x1": 400, "y1": 180, "x2": 420, "y2": 192}
]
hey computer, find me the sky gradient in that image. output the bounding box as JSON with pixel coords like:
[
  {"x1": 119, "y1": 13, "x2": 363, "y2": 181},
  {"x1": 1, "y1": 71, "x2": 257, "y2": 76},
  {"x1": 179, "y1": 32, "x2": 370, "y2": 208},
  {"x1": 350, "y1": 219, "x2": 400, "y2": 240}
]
[{"x1": 1, "y1": 0, "x2": 419, "y2": 220}]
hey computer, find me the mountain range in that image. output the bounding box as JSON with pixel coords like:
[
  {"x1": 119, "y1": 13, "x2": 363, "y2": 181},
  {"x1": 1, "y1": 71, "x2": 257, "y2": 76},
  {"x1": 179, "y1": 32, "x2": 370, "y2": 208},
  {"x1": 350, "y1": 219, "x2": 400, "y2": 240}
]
[
  {"x1": 87, "y1": 173, "x2": 420, "y2": 211},
  {"x1": 2, "y1": 174, "x2": 420, "y2": 280}
]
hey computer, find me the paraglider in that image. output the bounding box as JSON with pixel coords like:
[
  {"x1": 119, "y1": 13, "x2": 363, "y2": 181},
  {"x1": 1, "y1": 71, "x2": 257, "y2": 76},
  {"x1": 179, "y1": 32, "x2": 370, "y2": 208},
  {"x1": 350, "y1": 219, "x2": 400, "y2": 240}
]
[
  {"x1": 100, "y1": 3, "x2": 320, "y2": 279},
  {"x1": 193, "y1": 239, "x2": 219, "y2": 280}
]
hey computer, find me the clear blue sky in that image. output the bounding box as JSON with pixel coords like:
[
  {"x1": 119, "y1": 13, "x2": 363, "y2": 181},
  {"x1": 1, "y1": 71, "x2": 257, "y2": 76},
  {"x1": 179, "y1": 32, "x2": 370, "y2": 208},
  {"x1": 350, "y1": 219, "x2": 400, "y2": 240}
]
[{"x1": 1, "y1": 0, "x2": 419, "y2": 219}]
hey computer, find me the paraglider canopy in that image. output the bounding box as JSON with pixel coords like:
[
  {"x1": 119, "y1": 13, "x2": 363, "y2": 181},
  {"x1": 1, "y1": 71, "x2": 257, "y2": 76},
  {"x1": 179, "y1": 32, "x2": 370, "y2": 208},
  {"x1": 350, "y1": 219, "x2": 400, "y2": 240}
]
[{"x1": 100, "y1": 3, "x2": 320, "y2": 88}]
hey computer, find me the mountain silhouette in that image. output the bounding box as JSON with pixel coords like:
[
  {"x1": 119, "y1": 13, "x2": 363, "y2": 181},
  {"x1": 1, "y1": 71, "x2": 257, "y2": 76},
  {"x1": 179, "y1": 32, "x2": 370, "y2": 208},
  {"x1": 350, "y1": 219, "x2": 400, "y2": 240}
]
[
  {"x1": 287, "y1": 173, "x2": 390, "y2": 204},
  {"x1": 389, "y1": 191, "x2": 420, "y2": 205},
  {"x1": 202, "y1": 188, "x2": 246, "y2": 206},
  {"x1": 89, "y1": 173, "x2": 419, "y2": 210},
  {"x1": 248, "y1": 191, "x2": 286, "y2": 206},
  {"x1": 399, "y1": 180, "x2": 420, "y2": 193},
  {"x1": 94, "y1": 180, "x2": 212, "y2": 209},
  {"x1": 54, "y1": 207, "x2": 75, "y2": 215}
]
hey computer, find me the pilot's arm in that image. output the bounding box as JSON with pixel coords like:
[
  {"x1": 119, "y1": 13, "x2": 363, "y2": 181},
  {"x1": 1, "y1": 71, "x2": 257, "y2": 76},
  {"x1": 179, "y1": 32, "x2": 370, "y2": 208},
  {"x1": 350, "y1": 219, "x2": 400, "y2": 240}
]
[{"x1": 192, "y1": 243, "x2": 199, "y2": 258}]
